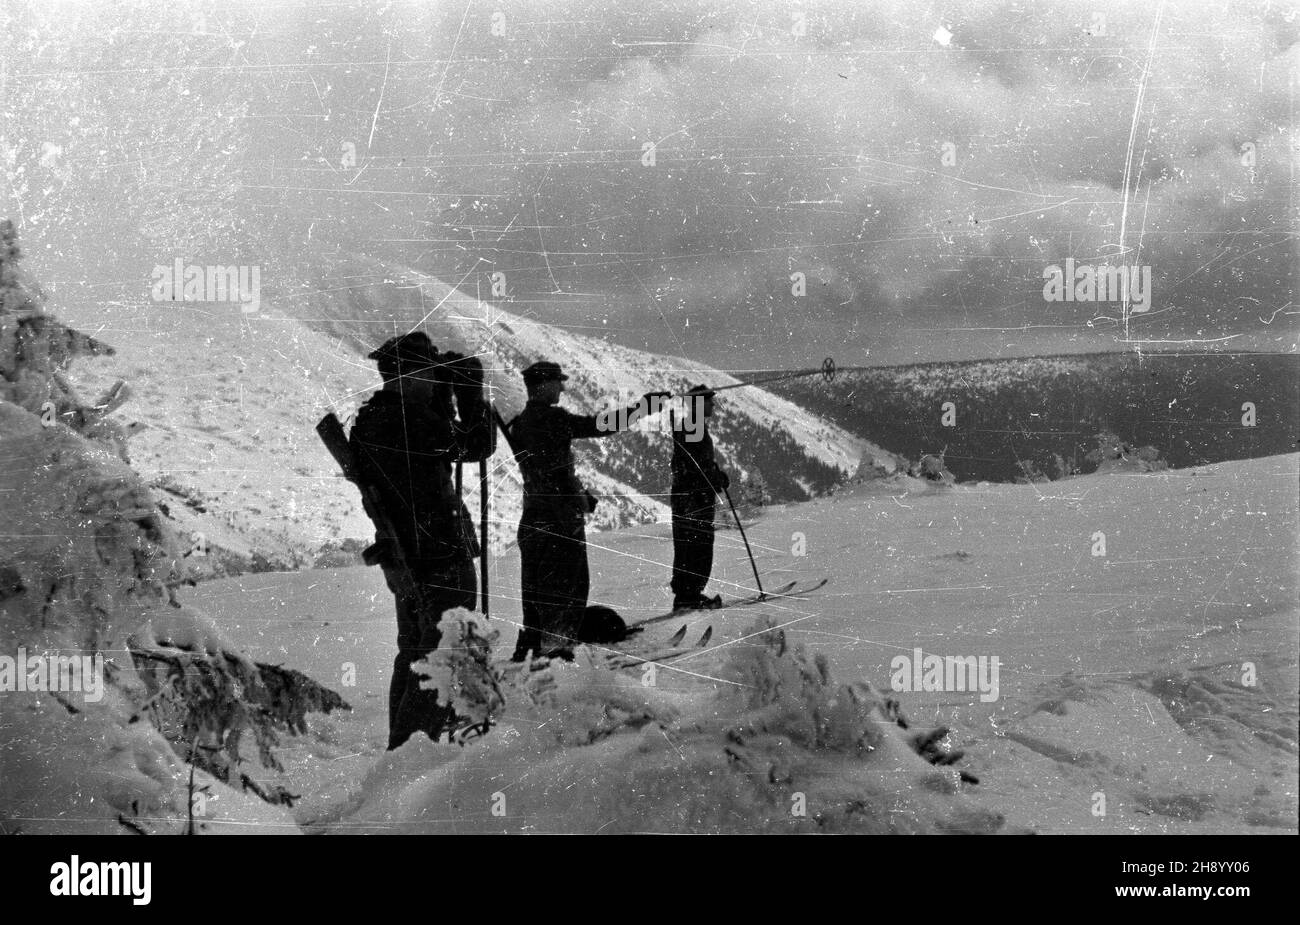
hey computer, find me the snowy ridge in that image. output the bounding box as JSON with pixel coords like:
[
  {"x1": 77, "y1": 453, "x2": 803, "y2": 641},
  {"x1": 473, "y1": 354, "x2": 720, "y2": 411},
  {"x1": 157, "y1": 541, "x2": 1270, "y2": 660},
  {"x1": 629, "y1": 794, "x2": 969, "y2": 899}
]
[
  {"x1": 287, "y1": 255, "x2": 870, "y2": 473},
  {"x1": 65, "y1": 251, "x2": 873, "y2": 577}
]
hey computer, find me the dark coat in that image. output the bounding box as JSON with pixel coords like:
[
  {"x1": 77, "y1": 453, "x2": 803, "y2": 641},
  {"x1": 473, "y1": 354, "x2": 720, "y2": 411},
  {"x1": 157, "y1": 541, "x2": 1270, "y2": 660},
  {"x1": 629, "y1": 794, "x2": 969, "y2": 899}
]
[
  {"x1": 509, "y1": 399, "x2": 616, "y2": 524},
  {"x1": 349, "y1": 390, "x2": 476, "y2": 572},
  {"x1": 671, "y1": 420, "x2": 728, "y2": 495}
]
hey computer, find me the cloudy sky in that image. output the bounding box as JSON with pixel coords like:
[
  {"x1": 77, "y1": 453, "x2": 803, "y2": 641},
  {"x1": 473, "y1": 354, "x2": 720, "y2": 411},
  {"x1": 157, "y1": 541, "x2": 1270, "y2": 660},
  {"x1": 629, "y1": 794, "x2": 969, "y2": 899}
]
[{"x1": 8, "y1": 0, "x2": 1298, "y2": 368}]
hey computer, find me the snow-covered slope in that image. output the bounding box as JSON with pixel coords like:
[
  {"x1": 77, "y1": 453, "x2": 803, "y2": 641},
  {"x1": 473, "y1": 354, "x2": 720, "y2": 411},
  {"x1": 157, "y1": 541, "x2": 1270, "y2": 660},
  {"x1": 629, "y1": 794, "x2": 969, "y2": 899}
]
[
  {"x1": 189, "y1": 452, "x2": 1298, "y2": 834},
  {"x1": 58, "y1": 296, "x2": 379, "y2": 578},
  {"x1": 60, "y1": 253, "x2": 873, "y2": 578}
]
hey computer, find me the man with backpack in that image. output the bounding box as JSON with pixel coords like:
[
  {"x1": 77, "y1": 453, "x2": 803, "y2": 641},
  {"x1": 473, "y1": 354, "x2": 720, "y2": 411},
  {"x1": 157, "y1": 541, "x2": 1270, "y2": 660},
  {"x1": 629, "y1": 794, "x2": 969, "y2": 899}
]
[{"x1": 348, "y1": 332, "x2": 490, "y2": 748}]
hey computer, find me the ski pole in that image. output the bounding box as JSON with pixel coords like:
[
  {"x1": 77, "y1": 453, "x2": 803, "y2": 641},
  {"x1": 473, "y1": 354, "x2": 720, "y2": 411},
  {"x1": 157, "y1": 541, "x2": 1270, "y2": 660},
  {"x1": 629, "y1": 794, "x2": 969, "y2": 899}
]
[
  {"x1": 671, "y1": 357, "x2": 837, "y2": 397},
  {"x1": 722, "y1": 485, "x2": 764, "y2": 600},
  {"x1": 479, "y1": 457, "x2": 489, "y2": 617}
]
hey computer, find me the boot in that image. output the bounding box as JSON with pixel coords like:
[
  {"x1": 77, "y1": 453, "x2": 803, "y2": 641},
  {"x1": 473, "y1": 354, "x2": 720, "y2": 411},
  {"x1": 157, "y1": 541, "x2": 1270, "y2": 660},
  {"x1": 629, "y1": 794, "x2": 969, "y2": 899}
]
[
  {"x1": 511, "y1": 628, "x2": 540, "y2": 663},
  {"x1": 672, "y1": 593, "x2": 722, "y2": 612}
]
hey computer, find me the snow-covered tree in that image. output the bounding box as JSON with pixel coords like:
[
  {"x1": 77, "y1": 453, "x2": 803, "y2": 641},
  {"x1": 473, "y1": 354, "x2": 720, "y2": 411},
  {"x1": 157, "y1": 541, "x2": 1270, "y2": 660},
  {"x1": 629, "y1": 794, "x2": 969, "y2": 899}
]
[
  {"x1": 1, "y1": 229, "x2": 347, "y2": 829},
  {"x1": 0, "y1": 219, "x2": 132, "y2": 454}
]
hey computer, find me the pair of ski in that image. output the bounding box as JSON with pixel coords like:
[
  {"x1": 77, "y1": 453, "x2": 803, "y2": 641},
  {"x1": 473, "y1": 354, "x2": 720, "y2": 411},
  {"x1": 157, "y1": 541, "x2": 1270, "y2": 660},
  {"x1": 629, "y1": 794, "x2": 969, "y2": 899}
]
[
  {"x1": 603, "y1": 624, "x2": 714, "y2": 671},
  {"x1": 629, "y1": 577, "x2": 829, "y2": 630},
  {"x1": 605, "y1": 577, "x2": 829, "y2": 670}
]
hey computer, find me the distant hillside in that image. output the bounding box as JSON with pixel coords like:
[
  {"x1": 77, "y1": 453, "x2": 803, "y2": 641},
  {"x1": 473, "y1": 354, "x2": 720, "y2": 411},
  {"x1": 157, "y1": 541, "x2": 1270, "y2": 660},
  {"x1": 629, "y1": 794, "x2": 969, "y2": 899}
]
[
  {"x1": 275, "y1": 253, "x2": 880, "y2": 529},
  {"x1": 768, "y1": 352, "x2": 1299, "y2": 483},
  {"x1": 62, "y1": 250, "x2": 876, "y2": 577}
]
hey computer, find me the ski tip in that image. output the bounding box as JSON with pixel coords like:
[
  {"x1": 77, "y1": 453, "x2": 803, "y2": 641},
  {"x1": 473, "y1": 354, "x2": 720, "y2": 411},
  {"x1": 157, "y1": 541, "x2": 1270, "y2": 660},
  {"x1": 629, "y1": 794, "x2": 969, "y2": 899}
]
[
  {"x1": 667, "y1": 625, "x2": 688, "y2": 646},
  {"x1": 698, "y1": 626, "x2": 713, "y2": 647}
]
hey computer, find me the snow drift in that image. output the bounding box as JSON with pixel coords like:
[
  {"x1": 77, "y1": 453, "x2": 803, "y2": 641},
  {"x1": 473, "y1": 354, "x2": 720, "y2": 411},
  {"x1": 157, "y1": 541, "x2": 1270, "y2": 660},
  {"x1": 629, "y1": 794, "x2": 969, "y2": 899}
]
[{"x1": 320, "y1": 613, "x2": 1008, "y2": 834}]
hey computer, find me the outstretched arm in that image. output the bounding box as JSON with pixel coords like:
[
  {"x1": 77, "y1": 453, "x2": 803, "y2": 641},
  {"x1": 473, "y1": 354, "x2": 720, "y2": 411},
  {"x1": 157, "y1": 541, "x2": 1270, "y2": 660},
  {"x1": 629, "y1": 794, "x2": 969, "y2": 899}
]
[{"x1": 568, "y1": 391, "x2": 672, "y2": 439}]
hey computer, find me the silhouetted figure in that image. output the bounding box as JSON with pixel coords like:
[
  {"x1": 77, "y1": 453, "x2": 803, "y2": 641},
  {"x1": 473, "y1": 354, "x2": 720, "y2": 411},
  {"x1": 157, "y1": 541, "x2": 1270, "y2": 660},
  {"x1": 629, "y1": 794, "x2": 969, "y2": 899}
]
[
  {"x1": 506, "y1": 361, "x2": 667, "y2": 660},
  {"x1": 670, "y1": 384, "x2": 729, "y2": 610},
  {"x1": 349, "y1": 333, "x2": 485, "y2": 749}
]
